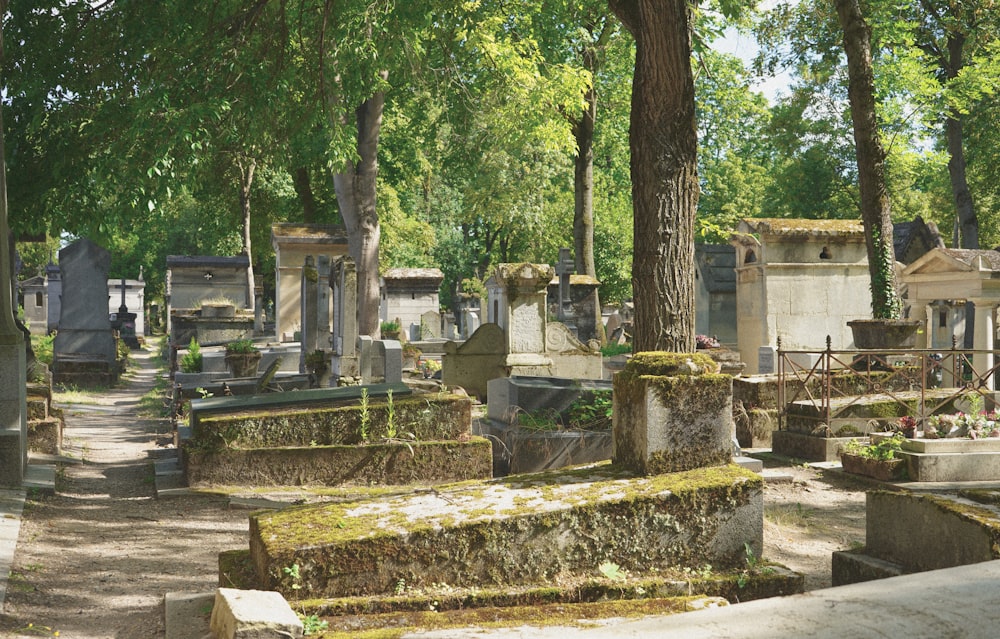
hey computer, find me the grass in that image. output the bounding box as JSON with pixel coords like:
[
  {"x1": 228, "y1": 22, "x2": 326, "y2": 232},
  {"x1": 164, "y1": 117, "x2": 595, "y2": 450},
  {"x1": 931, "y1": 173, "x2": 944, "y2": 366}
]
[{"x1": 764, "y1": 502, "x2": 815, "y2": 529}]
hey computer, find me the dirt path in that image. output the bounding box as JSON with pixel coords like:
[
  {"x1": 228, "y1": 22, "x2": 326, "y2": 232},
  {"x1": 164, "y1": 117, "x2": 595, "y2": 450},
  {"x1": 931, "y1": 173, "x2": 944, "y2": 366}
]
[
  {"x1": 0, "y1": 348, "x2": 870, "y2": 637},
  {"x1": 0, "y1": 347, "x2": 247, "y2": 639}
]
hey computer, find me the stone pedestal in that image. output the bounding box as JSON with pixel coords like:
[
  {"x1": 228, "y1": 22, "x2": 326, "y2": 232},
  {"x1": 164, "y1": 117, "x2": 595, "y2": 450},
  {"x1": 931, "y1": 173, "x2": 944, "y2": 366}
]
[
  {"x1": 613, "y1": 352, "x2": 733, "y2": 475},
  {"x1": 0, "y1": 337, "x2": 27, "y2": 487}
]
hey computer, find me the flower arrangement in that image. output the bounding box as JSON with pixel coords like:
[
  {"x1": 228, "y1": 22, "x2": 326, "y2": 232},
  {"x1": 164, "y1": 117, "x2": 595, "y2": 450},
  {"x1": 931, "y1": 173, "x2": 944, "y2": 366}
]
[
  {"x1": 924, "y1": 393, "x2": 1000, "y2": 439},
  {"x1": 695, "y1": 334, "x2": 721, "y2": 349},
  {"x1": 421, "y1": 359, "x2": 441, "y2": 378}
]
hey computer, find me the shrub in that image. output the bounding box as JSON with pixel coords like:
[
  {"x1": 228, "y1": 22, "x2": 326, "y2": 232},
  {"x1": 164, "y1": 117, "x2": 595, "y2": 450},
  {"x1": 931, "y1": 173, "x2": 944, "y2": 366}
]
[{"x1": 179, "y1": 338, "x2": 203, "y2": 373}]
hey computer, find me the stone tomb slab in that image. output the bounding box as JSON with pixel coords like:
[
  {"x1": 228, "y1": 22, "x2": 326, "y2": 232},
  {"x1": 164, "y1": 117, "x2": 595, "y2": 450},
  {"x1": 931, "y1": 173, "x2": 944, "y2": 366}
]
[{"x1": 248, "y1": 463, "x2": 763, "y2": 599}]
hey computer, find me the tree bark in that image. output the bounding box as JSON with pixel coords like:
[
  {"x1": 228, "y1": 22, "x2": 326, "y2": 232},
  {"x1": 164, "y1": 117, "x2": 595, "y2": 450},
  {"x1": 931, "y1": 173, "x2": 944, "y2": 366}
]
[
  {"x1": 333, "y1": 90, "x2": 384, "y2": 338},
  {"x1": 573, "y1": 47, "x2": 597, "y2": 280},
  {"x1": 609, "y1": 0, "x2": 698, "y2": 352},
  {"x1": 293, "y1": 167, "x2": 318, "y2": 223},
  {"x1": 941, "y1": 30, "x2": 978, "y2": 249},
  {"x1": 834, "y1": 0, "x2": 901, "y2": 319},
  {"x1": 237, "y1": 156, "x2": 256, "y2": 312}
]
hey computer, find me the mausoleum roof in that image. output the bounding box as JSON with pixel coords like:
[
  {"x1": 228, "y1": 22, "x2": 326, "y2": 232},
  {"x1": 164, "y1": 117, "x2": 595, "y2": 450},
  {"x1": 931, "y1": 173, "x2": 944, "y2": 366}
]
[
  {"x1": 166, "y1": 255, "x2": 250, "y2": 268},
  {"x1": 270, "y1": 222, "x2": 348, "y2": 242},
  {"x1": 381, "y1": 267, "x2": 444, "y2": 282},
  {"x1": 937, "y1": 248, "x2": 1000, "y2": 271},
  {"x1": 740, "y1": 218, "x2": 865, "y2": 237}
]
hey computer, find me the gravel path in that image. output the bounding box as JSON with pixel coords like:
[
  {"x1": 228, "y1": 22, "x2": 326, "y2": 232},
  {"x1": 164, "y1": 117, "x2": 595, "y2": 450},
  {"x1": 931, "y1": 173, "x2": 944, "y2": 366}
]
[{"x1": 0, "y1": 346, "x2": 247, "y2": 639}]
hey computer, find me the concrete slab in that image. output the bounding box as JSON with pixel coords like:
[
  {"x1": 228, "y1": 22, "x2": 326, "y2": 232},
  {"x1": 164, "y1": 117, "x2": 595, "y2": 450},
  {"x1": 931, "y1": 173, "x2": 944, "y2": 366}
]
[
  {"x1": 210, "y1": 588, "x2": 303, "y2": 639},
  {"x1": 0, "y1": 488, "x2": 25, "y2": 615},
  {"x1": 401, "y1": 559, "x2": 1000, "y2": 638},
  {"x1": 23, "y1": 463, "x2": 55, "y2": 496}
]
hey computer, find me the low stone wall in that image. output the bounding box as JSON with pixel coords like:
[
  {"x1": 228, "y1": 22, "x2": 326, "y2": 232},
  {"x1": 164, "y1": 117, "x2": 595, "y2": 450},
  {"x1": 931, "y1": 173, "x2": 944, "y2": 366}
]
[
  {"x1": 189, "y1": 393, "x2": 471, "y2": 449},
  {"x1": 833, "y1": 490, "x2": 1000, "y2": 585},
  {"x1": 247, "y1": 464, "x2": 763, "y2": 599},
  {"x1": 184, "y1": 438, "x2": 492, "y2": 487}
]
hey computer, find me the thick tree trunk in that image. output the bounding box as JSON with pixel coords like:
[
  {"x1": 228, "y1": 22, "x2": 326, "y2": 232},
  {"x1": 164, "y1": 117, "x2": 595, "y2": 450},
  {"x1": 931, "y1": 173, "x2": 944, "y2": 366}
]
[
  {"x1": 834, "y1": 0, "x2": 901, "y2": 319},
  {"x1": 333, "y1": 91, "x2": 383, "y2": 338},
  {"x1": 610, "y1": 0, "x2": 698, "y2": 352},
  {"x1": 293, "y1": 167, "x2": 318, "y2": 224},
  {"x1": 941, "y1": 30, "x2": 978, "y2": 249},
  {"x1": 238, "y1": 157, "x2": 256, "y2": 312}
]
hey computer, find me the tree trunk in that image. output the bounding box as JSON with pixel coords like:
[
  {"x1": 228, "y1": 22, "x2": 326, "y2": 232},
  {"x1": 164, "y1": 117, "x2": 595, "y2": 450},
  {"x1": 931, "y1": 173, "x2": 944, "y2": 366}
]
[
  {"x1": 834, "y1": 0, "x2": 901, "y2": 320},
  {"x1": 609, "y1": 0, "x2": 698, "y2": 353},
  {"x1": 941, "y1": 29, "x2": 978, "y2": 249},
  {"x1": 238, "y1": 157, "x2": 256, "y2": 312},
  {"x1": 333, "y1": 91, "x2": 384, "y2": 338},
  {"x1": 573, "y1": 42, "x2": 605, "y2": 344},
  {"x1": 293, "y1": 167, "x2": 318, "y2": 224}
]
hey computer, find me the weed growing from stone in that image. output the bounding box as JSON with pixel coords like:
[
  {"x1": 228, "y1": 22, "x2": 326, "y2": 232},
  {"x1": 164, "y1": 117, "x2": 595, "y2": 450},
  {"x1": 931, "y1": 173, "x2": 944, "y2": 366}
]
[
  {"x1": 299, "y1": 613, "x2": 328, "y2": 635},
  {"x1": 386, "y1": 389, "x2": 397, "y2": 439},
  {"x1": 359, "y1": 388, "x2": 370, "y2": 442}
]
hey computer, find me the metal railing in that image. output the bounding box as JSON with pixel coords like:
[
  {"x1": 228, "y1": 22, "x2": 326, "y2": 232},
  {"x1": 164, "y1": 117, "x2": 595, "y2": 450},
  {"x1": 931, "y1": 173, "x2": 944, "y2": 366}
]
[{"x1": 776, "y1": 337, "x2": 1000, "y2": 432}]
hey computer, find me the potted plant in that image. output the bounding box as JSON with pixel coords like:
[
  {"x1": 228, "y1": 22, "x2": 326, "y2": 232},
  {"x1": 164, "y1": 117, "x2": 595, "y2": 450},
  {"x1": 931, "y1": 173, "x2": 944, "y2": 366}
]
[
  {"x1": 840, "y1": 433, "x2": 907, "y2": 481},
  {"x1": 402, "y1": 343, "x2": 421, "y2": 369},
  {"x1": 380, "y1": 319, "x2": 401, "y2": 340},
  {"x1": 224, "y1": 338, "x2": 261, "y2": 378}
]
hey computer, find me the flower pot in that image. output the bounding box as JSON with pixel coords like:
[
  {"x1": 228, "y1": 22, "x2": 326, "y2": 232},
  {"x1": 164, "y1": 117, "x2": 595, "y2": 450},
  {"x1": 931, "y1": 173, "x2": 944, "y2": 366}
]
[
  {"x1": 840, "y1": 453, "x2": 906, "y2": 481},
  {"x1": 848, "y1": 319, "x2": 921, "y2": 349},
  {"x1": 225, "y1": 351, "x2": 262, "y2": 378}
]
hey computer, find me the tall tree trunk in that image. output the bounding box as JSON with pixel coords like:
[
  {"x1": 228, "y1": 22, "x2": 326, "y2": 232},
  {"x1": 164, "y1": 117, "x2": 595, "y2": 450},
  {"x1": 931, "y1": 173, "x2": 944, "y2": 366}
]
[
  {"x1": 573, "y1": 40, "x2": 605, "y2": 344},
  {"x1": 333, "y1": 90, "x2": 383, "y2": 338},
  {"x1": 609, "y1": 0, "x2": 698, "y2": 353},
  {"x1": 238, "y1": 157, "x2": 256, "y2": 312},
  {"x1": 834, "y1": 0, "x2": 901, "y2": 320},
  {"x1": 941, "y1": 30, "x2": 978, "y2": 249},
  {"x1": 293, "y1": 167, "x2": 318, "y2": 223}
]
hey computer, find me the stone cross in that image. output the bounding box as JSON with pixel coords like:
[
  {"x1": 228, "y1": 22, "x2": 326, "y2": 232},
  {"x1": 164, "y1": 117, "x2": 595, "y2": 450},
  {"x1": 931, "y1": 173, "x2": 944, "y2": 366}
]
[{"x1": 556, "y1": 247, "x2": 575, "y2": 323}]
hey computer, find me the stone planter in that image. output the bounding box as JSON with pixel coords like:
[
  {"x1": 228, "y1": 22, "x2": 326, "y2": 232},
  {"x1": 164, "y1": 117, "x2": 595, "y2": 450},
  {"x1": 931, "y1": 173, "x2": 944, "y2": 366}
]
[
  {"x1": 840, "y1": 453, "x2": 905, "y2": 481},
  {"x1": 225, "y1": 351, "x2": 262, "y2": 378},
  {"x1": 847, "y1": 319, "x2": 921, "y2": 349}
]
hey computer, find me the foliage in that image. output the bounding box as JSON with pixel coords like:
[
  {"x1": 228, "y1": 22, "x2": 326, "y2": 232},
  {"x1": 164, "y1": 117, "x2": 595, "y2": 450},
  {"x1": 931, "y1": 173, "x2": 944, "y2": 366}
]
[
  {"x1": 299, "y1": 612, "x2": 329, "y2": 636},
  {"x1": 179, "y1": 338, "x2": 202, "y2": 373},
  {"x1": 31, "y1": 332, "x2": 55, "y2": 366},
  {"x1": 842, "y1": 433, "x2": 905, "y2": 461},
  {"x1": 359, "y1": 388, "x2": 370, "y2": 443},
  {"x1": 224, "y1": 339, "x2": 258, "y2": 354},
  {"x1": 566, "y1": 392, "x2": 613, "y2": 430},
  {"x1": 600, "y1": 343, "x2": 632, "y2": 357},
  {"x1": 380, "y1": 320, "x2": 400, "y2": 334}
]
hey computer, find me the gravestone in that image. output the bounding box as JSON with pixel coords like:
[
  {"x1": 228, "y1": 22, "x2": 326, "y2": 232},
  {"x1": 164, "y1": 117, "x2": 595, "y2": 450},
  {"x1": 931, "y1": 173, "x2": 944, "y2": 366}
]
[
  {"x1": 420, "y1": 310, "x2": 441, "y2": 339},
  {"x1": 379, "y1": 268, "x2": 444, "y2": 336},
  {"x1": 46, "y1": 260, "x2": 61, "y2": 333},
  {"x1": 18, "y1": 274, "x2": 47, "y2": 335},
  {"x1": 109, "y1": 277, "x2": 140, "y2": 349},
  {"x1": 371, "y1": 340, "x2": 403, "y2": 384},
  {"x1": 613, "y1": 352, "x2": 734, "y2": 475},
  {"x1": 486, "y1": 262, "x2": 554, "y2": 376},
  {"x1": 52, "y1": 238, "x2": 120, "y2": 386},
  {"x1": 330, "y1": 255, "x2": 360, "y2": 382},
  {"x1": 271, "y1": 223, "x2": 348, "y2": 342},
  {"x1": 108, "y1": 276, "x2": 145, "y2": 340},
  {"x1": 299, "y1": 256, "x2": 319, "y2": 373}
]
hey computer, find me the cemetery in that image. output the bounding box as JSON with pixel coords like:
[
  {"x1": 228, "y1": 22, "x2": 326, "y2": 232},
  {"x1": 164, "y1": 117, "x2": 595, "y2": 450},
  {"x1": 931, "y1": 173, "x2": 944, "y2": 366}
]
[{"x1": 13, "y1": 1, "x2": 1000, "y2": 635}]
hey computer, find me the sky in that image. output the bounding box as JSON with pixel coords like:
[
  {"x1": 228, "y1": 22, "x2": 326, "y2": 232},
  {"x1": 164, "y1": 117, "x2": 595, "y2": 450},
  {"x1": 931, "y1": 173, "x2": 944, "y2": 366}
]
[{"x1": 714, "y1": 0, "x2": 796, "y2": 103}]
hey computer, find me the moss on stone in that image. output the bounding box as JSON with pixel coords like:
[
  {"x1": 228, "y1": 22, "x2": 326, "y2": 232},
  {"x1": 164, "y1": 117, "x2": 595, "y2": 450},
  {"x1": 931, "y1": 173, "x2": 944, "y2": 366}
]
[
  {"x1": 250, "y1": 464, "x2": 763, "y2": 598},
  {"x1": 622, "y1": 351, "x2": 719, "y2": 378}
]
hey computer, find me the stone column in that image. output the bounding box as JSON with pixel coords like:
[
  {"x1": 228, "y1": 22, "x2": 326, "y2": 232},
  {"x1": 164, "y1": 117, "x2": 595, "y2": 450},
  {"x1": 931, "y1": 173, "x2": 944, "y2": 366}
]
[
  {"x1": 331, "y1": 256, "x2": 359, "y2": 379},
  {"x1": 299, "y1": 256, "x2": 318, "y2": 374},
  {"x1": 316, "y1": 256, "x2": 332, "y2": 351},
  {"x1": 0, "y1": 119, "x2": 26, "y2": 485},
  {"x1": 969, "y1": 298, "x2": 996, "y2": 389}
]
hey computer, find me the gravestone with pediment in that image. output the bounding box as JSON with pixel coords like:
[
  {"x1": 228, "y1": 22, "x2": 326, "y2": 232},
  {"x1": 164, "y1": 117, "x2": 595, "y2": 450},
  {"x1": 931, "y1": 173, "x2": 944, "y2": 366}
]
[{"x1": 52, "y1": 238, "x2": 120, "y2": 386}]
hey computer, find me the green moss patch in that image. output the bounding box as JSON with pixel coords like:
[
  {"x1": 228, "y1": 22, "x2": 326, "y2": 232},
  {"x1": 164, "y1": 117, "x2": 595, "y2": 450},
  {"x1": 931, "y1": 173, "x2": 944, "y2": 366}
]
[
  {"x1": 623, "y1": 351, "x2": 718, "y2": 377},
  {"x1": 249, "y1": 464, "x2": 763, "y2": 599},
  {"x1": 184, "y1": 437, "x2": 492, "y2": 488},
  {"x1": 191, "y1": 393, "x2": 471, "y2": 451}
]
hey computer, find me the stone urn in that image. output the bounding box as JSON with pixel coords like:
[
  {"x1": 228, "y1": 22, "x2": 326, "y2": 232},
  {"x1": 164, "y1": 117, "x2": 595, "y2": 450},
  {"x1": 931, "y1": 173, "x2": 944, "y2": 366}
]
[
  {"x1": 848, "y1": 319, "x2": 921, "y2": 349},
  {"x1": 225, "y1": 351, "x2": 262, "y2": 378}
]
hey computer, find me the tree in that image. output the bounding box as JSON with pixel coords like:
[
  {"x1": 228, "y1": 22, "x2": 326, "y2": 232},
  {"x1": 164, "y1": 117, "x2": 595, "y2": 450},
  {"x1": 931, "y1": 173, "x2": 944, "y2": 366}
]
[
  {"x1": 834, "y1": 0, "x2": 901, "y2": 319},
  {"x1": 609, "y1": 0, "x2": 700, "y2": 352}
]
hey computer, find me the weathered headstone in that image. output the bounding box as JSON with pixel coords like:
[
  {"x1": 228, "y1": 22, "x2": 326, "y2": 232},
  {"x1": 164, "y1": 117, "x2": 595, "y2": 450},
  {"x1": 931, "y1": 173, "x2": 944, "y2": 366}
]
[
  {"x1": 489, "y1": 262, "x2": 554, "y2": 376},
  {"x1": 330, "y1": 255, "x2": 359, "y2": 381},
  {"x1": 613, "y1": 352, "x2": 733, "y2": 475},
  {"x1": 52, "y1": 238, "x2": 119, "y2": 386},
  {"x1": 556, "y1": 247, "x2": 574, "y2": 325},
  {"x1": 299, "y1": 256, "x2": 318, "y2": 373}
]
